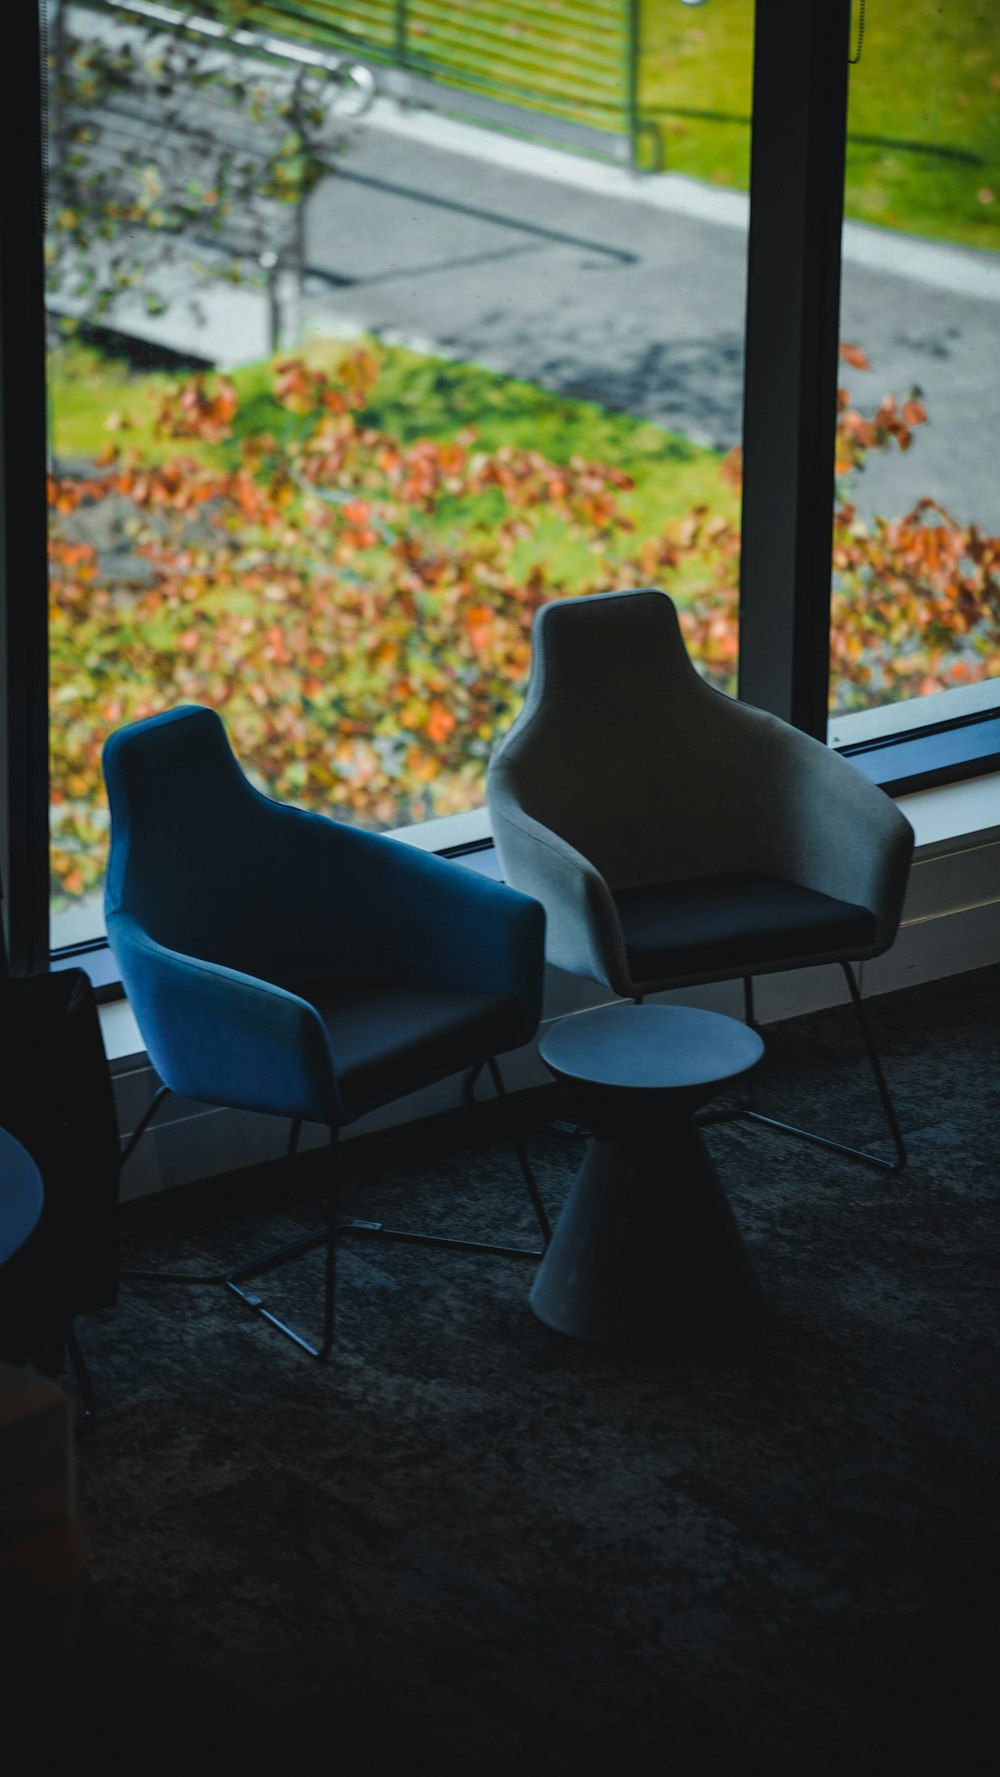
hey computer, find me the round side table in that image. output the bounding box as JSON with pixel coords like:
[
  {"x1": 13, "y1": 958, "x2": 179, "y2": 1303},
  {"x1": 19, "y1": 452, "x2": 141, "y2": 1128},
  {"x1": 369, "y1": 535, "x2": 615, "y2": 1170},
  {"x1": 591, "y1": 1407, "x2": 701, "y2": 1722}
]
[
  {"x1": 532, "y1": 1003, "x2": 765, "y2": 1350},
  {"x1": 0, "y1": 1126, "x2": 44, "y2": 1272}
]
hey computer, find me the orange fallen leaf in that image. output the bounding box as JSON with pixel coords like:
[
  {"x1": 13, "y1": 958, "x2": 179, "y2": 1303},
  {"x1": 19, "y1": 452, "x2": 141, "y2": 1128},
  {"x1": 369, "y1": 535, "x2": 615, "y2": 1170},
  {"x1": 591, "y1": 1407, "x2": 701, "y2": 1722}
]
[{"x1": 839, "y1": 342, "x2": 871, "y2": 371}]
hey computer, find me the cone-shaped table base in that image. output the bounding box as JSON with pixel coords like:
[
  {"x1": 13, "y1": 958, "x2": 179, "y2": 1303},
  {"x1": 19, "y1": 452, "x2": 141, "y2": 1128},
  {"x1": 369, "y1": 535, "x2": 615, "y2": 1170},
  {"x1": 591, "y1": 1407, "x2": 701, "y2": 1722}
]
[{"x1": 533, "y1": 1004, "x2": 766, "y2": 1351}]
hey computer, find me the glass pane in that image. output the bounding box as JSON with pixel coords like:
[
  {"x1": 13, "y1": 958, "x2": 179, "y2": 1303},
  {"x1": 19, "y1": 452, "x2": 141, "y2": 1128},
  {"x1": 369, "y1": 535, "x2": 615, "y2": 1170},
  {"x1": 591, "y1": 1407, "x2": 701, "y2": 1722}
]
[
  {"x1": 46, "y1": 0, "x2": 751, "y2": 946},
  {"x1": 830, "y1": 0, "x2": 1000, "y2": 718}
]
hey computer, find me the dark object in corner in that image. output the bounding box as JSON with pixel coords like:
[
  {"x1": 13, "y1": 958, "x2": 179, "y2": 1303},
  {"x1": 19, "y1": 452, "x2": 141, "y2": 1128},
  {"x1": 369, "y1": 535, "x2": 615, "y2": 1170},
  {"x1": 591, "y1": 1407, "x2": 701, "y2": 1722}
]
[{"x1": 0, "y1": 967, "x2": 120, "y2": 1408}]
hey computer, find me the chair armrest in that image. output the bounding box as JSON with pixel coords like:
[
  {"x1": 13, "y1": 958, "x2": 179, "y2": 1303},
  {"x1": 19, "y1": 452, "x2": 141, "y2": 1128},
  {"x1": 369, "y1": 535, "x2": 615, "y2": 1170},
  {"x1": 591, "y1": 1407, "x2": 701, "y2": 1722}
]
[
  {"x1": 325, "y1": 829, "x2": 546, "y2": 1037},
  {"x1": 108, "y1": 917, "x2": 340, "y2": 1125},
  {"x1": 716, "y1": 704, "x2": 915, "y2": 946},
  {"x1": 783, "y1": 745, "x2": 914, "y2": 947},
  {"x1": 490, "y1": 798, "x2": 633, "y2": 998}
]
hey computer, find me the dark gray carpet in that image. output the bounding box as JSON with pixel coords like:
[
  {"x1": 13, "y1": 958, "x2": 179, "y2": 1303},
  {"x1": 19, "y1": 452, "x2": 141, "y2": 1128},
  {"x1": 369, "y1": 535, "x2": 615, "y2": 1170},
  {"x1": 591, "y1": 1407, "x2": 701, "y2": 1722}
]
[{"x1": 73, "y1": 965, "x2": 999, "y2": 1776}]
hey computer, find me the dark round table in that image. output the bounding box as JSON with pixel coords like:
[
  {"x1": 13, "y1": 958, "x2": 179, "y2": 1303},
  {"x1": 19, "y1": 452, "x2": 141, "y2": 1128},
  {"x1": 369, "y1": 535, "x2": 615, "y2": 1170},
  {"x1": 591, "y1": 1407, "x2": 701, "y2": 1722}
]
[
  {"x1": 532, "y1": 1003, "x2": 766, "y2": 1350},
  {"x1": 0, "y1": 1125, "x2": 44, "y2": 1271}
]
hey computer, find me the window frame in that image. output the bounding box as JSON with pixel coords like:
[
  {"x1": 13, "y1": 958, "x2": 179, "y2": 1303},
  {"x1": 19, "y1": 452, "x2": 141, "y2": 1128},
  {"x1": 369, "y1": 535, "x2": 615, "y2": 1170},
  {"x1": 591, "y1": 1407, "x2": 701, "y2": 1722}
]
[
  {"x1": 3, "y1": 0, "x2": 998, "y2": 993},
  {"x1": 1, "y1": 0, "x2": 51, "y2": 979}
]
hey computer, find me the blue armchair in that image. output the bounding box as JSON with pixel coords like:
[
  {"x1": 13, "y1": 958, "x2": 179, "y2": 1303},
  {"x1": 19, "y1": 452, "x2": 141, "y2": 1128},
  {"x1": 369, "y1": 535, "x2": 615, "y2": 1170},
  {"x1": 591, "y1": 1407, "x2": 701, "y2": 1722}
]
[{"x1": 103, "y1": 705, "x2": 550, "y2": 1359}]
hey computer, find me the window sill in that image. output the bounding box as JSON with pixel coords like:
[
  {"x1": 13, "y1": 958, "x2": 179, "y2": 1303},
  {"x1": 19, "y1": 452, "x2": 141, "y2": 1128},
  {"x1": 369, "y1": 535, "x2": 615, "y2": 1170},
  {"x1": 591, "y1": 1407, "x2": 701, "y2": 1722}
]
[
  {"x1": 831, "y1": 681, "x2": 1000, "y2": 794},
  {"x1": 893, "y1": 768, "x2": 1000, "y2": 856}
]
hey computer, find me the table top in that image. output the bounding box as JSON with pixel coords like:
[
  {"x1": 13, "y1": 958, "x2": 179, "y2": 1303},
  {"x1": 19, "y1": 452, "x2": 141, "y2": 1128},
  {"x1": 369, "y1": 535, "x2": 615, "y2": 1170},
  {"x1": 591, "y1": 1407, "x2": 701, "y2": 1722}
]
[
  {"x1": 539, "y1": 1003, "x2": 764, "y2": 1093},
  {"x1": 0, "y1": 1126, "x2": 44, "y2": 1270}
]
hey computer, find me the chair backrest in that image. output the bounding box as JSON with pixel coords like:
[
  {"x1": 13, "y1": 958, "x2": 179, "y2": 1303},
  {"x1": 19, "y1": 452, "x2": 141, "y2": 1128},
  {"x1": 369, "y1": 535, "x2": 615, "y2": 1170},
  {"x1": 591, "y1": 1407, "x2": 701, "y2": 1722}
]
[
  {"x1": 488, "y1": 588, "x2": 756, "y2": 889},
  {"x1": 487, "y1": 588, "x2": 915, "y2": 936},
  {"x1": 102, "y1": 705, "x2": 350, "y2": 983}
]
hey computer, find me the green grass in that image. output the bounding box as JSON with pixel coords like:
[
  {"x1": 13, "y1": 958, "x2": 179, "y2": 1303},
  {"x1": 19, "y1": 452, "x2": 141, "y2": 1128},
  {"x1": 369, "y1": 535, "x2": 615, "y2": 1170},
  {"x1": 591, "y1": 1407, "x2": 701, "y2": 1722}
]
[
  {"x1": 639, "y1": 0, "x2": 1000, "y2": 252},
  {"x1": 49, "y1": 332, "x2": 737, "y2": 541},
  {"x1": 189, "y1": 4, "x2": 999, "y2": 251}
]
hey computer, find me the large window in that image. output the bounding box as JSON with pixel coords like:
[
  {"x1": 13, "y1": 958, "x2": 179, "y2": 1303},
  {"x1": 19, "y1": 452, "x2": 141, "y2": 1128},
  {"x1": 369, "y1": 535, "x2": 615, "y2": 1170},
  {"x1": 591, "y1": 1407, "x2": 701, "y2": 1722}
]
[
  {"x1": 829, "y1": 0, "x2": 1000, "y2": 723},
  {"x1": 3, "y1": 3, "x2": 995, "y2": 982},
  {"x1": 43, "y1": 0, "x2": 752, "y2": 950}
]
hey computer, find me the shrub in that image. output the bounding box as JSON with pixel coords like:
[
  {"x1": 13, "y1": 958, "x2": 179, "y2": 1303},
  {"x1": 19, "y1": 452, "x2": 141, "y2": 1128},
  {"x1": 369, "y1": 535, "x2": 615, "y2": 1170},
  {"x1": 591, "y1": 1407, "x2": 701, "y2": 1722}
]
[{"x1": 48, "y1": 343, "x2": 1000, "y2": 901}]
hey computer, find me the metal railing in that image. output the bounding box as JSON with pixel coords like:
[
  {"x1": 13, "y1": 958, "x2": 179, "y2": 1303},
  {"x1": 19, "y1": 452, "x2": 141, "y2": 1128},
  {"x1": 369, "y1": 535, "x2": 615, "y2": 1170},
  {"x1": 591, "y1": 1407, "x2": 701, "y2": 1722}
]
[
  {"x1": 53, "y1": 2, "x2": 381, "y2": 349},
  {"x1": 96, "y1": 0, "x2": 378, "y2": 113},
  {"x1": 197, "y1": 0, "x2": 659, "y2": 168}
]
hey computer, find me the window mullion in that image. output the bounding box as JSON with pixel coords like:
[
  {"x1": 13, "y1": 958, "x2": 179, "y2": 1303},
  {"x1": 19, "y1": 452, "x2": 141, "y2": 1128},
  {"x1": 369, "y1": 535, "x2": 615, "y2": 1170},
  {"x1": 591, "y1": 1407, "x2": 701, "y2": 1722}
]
[
  {"x1": 737, "y1": 0, "x2": 852, "y2": 739},
  {"x1": 0, "y1": 1, "x2": 50, "y2": 975}
]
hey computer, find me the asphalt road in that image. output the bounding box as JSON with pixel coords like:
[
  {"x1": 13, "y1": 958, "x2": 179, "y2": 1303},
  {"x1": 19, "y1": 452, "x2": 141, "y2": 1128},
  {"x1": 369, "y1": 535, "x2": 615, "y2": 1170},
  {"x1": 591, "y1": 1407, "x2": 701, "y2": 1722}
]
[
  {"x1": 299, "y1": 112, "x2": 1000, "y2": 531},
  {"x1": 61, "y1": 5, "x2": 1000, "y2": 529}
]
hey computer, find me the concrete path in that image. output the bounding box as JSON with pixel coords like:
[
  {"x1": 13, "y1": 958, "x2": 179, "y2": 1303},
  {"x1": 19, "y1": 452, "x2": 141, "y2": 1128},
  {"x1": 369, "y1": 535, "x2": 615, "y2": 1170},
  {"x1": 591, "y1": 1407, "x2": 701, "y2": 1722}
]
[
  {"x1": 66, "y1": 54, "x2": 1000, "y2": 533},
  {"x1": 296, "y1": 100, "x2": 1000, "y2": 530}
]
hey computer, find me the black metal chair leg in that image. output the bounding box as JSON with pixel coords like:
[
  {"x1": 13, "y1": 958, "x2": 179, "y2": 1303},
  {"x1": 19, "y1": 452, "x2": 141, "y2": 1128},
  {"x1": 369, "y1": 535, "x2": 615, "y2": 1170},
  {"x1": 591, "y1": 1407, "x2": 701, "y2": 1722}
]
[
  {"x1": 226, "y1": 1129, "x2": 340, "y2": 1360},
  {"x1": 320, "y1": 1137, "x2": 338, "y2": 1358},
  {"x1": 123, "y1": 1068, "x2": 549, "y2": 1364},
  {"x1": 119, "y1": 1083, "x2": 232, "y2": 1282},
  {"x1": 486, "y1": 1055, "x2": 551, "y2": 1246},
  {"x1": 118, "y1": 1082, "x2": 172, "y2": 1170},
  {"x1": 122, "y1": 1109, "x2": 304, "y2": 1287},
  {"x1": 361, "y1": 1059, "x2": 548, "y2": 1258},
  {"x1": 732, "y1": 962, "x2": 907, "y2": 1172},
  {"x1": 462, "y1": 1061, "x2": 486, "y2": 1106},
  {"x1": 64, "y1": 1321, "x2": 96, "y2": 1431},
  {"x1": 840, "y1": 961, "x2": 908, "y2": 1167},
  {"x1": 743, "y1": 975, "x2": 758, "y2": 1031}
]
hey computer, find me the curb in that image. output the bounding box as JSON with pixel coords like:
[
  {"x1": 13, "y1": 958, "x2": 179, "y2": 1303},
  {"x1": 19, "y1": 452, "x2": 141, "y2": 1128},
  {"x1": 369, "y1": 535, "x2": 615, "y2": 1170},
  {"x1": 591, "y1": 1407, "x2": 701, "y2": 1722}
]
[{"x1": 364, "y1": 96, "x2": 1000, "y2": 305}]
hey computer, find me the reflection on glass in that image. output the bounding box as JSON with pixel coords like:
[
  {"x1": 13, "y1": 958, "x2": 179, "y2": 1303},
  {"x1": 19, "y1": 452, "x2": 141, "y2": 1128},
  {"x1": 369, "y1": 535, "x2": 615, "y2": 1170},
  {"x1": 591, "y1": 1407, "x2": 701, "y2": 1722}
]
[
  {"x1": 830, "y1": 0, "x2": 1000, "y2": 716},
  {"x1": 46, "y1": 1, "x2": 751, "y2": 944}
]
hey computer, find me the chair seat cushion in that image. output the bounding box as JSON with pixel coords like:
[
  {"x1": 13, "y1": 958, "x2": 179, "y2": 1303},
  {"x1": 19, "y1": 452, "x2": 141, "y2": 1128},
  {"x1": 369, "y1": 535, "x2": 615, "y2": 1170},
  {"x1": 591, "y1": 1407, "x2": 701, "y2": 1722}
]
[
  {"x1": 300, "y1": 979, "x2": 524, "y2": 1120},
  {"x1": 613, "y1": 874, "x2": 879, "y2": 986}
]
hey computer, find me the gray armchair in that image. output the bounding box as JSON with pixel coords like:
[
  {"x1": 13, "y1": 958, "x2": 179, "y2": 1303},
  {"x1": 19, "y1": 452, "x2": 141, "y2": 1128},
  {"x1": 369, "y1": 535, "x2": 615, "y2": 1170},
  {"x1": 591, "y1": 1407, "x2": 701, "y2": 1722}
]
[{"x1": 487, "y1": 587, "x2": 914, "y2": 1170}]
